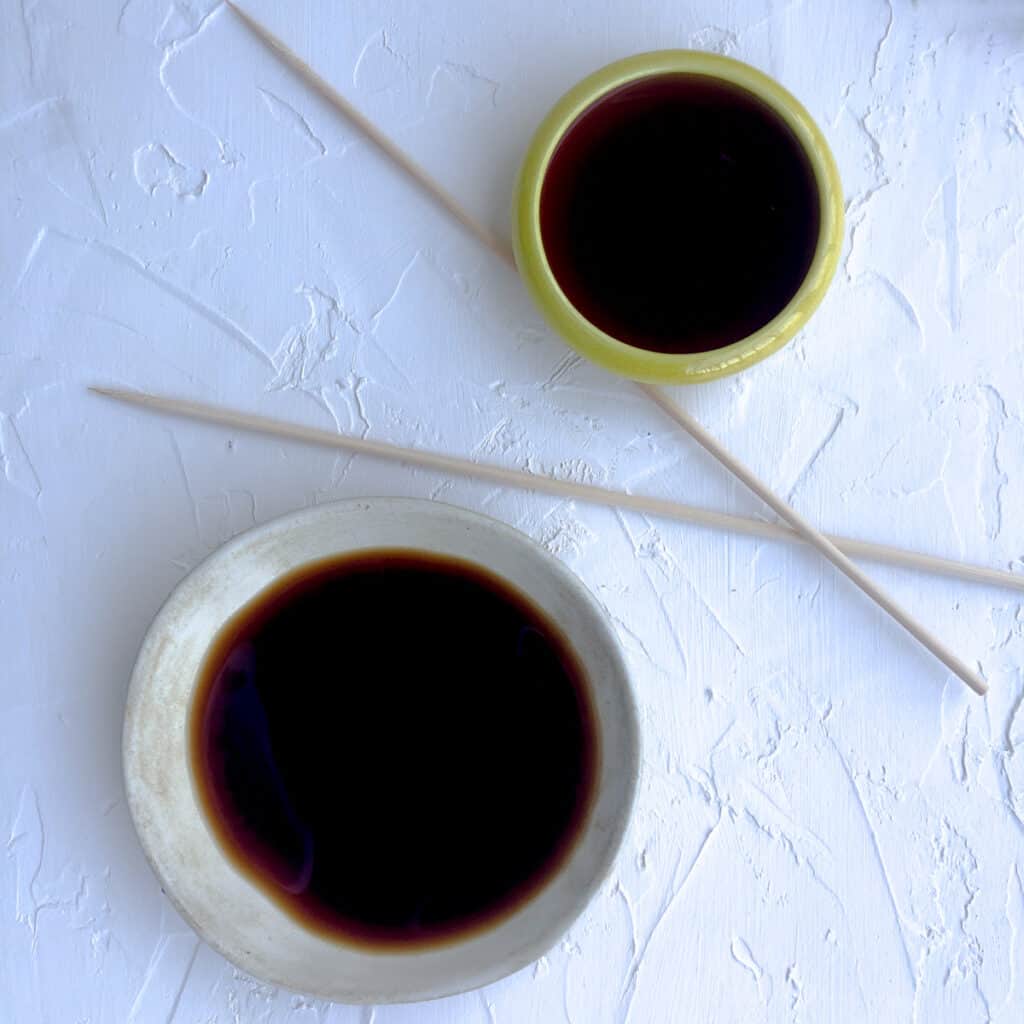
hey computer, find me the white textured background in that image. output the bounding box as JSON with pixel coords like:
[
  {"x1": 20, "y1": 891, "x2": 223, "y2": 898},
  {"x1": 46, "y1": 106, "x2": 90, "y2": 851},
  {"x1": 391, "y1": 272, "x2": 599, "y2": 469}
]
[{"x1": 2, "y1": 1, "x2": 1023, "y2": 1021}]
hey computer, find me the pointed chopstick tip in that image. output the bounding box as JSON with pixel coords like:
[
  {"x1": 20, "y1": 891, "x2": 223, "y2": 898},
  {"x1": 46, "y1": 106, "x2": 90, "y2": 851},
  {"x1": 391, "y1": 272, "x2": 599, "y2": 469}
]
[
  {"x1": 89, "y1": 384, "x2": 131, "y2": 399},
  {"x1": 88, "y1": 385, "x2": 149, "y2": 406}
]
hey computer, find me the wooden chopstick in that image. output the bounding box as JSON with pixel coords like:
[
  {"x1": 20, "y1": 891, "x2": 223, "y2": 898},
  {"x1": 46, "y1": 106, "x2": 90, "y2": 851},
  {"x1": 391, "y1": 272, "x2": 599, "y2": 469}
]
[
  {"x1": 223, "y1": 4, "x2": 989, "y2": 694},
  {"x1": 90, "y1": 386, "x2": 1022, "y2": 602}
]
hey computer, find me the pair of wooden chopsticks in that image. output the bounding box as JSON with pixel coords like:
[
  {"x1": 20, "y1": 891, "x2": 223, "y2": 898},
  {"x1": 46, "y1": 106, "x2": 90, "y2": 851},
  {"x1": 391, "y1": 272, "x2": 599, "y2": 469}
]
[{"x1": 96, "y1": 3, "x2": 1001, "y2": 695}]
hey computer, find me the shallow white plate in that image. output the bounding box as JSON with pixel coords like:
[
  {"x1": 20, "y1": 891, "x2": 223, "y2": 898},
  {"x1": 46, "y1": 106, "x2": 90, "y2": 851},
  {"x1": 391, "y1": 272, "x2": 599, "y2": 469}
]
[{"x1": 123, "y1": 497, "x2": 640, "y2": 1004}]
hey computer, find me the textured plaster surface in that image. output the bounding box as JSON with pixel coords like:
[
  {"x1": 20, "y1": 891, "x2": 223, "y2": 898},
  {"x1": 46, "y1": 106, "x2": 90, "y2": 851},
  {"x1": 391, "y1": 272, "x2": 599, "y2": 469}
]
[{"x1": 2, "y1": 1, "x2": 1023, "y2": 1021}]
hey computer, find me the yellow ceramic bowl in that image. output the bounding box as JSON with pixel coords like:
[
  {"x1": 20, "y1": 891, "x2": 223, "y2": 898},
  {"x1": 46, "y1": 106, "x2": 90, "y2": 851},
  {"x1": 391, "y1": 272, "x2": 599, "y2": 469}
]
[{"x1": 513, "y1": 51, "x2": 844, "y2": 384}]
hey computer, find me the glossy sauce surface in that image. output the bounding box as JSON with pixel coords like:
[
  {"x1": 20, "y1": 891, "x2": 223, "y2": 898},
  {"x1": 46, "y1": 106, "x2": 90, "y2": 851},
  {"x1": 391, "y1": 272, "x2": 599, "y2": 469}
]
[
  {"x1": 190, "y1": 549, "x2": 598, "y2": 949},
  {"x1": 540, "y1": 73, "x2": 821, "y2": 353}
]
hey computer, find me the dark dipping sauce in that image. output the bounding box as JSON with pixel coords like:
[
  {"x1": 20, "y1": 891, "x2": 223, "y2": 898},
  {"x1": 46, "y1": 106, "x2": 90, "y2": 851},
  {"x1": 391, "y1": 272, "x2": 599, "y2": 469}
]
[
  {"x1": 540, "y1": 73, "x2": 822, "y2": 354},
  {"x1": 190, "y1": 549, "x2": 599, "y2": 949}
]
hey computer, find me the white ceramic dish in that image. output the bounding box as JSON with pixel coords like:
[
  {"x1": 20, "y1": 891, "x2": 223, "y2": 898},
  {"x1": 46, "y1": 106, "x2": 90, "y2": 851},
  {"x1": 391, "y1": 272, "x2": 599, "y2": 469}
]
[{"x1": 123, "y1": 497, "x2": 640, "y2": 1004}]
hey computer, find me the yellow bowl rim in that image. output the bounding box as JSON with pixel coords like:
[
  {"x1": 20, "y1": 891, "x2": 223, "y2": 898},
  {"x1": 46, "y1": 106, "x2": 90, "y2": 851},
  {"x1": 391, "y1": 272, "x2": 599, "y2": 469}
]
[{"x1": 513, "y1": 50, "x2": 845, "y2": 384}]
